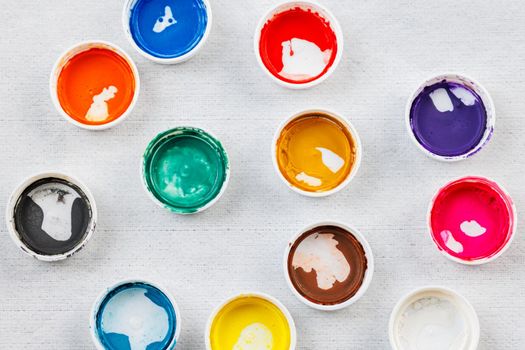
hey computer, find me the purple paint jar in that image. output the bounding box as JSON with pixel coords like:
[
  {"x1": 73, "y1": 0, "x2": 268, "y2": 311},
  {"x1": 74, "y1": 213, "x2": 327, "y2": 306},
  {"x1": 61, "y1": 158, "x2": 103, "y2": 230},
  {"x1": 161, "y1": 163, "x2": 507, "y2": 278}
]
[{"x1": 406, "y1": 74, "x2": 495, "y2": 161}]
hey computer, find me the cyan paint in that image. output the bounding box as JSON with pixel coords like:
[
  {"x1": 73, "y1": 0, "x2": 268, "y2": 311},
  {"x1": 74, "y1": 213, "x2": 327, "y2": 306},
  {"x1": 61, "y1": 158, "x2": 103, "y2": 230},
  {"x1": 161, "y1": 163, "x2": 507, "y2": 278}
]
[
  {"x1": 143, "y1": 127, "x2": 229, "y2": 214},
  {"x1": 129, "y1": 0, "x2": 209, "y2": 59},
  {"x1": 95, "y1": 282, "x2": 177, "y2": 350}
]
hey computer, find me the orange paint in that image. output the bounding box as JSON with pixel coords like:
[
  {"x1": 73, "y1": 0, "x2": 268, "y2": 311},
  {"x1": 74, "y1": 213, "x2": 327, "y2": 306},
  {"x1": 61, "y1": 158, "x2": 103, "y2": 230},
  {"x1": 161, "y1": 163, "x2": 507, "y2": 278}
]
[
  {"x1": 57, "y1": 48, "x2": 136, "y2": 125},
  {"x1": 276, "y1": 113, "x2": 357, "y2": 192}
]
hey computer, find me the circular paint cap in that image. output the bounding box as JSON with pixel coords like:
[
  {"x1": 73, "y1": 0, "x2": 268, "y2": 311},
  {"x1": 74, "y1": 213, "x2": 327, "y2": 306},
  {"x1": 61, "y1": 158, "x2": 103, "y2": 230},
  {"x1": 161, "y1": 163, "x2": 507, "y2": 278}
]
[
  {"x1": 5, "y1": 172, "x2": 97, "y2": 261},
  {"x1": 389, "y1": 286, "x2": 480, "y2": 350},
  {"x1": 273, "y1": 109, "x2": 362, "y2": 197},
  {"x1": 284, "y1": 221, "x2": 374, "y2": 310},
  {"x1": 255, "y1": 1, "x2": 343, "y2": 89},
  {"x1": 428, "y1": 176, "x2": 516, "y2": 265},
  {"x1": 90, "y1": 279, "x2": 181, "y2": 350},
  {"x1": 206, "y1": 292, "x2": 296, "y2": 350},
  {"x1": 142, "y1": 127, "x2": 230, "y2": 214},
  {"x1": 123, "y1": 0, "x2": 212, "y2": 63},
  {"x1": 50, "y1": 41, "x2": 140, "y2": 130},
  {"x1": 406, "y1": 73, "x2": 495, "y2": 161}
]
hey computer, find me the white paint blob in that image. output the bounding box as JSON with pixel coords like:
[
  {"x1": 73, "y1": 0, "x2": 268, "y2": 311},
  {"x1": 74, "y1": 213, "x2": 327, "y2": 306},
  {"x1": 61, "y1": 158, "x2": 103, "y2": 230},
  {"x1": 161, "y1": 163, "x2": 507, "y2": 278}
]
[
  {"x1": 153, "y1": 6, "x2": 177, "y2": 33},
  {"x1": 429, "y1": 88, "x2": 454, "y2": 112},
  {"x1": 460, "y1": 220, "x2": 486, "y2": 237},
  {"x1": 279, "y1": 38, "x2": 331, "y2": 80},
  {"x1": 101, "y1": 288, "x2": 169, "y2": 350},
  {"x1": 316, "y1": 147, "x2": 344, "y2": 173},
  {"x1": 440, "y1": 230, "x2": 463, "y2": 254},
  {"x1": 28, "y1": 183, "x2": 80, "y2": 241},
  {"x1": 451, "y1": 86, "x2": 477, "y2": 106},
  {"x1": 233, "y1": 323, "x2": 273, "y2": 350},
  {"x1": 85, "y1": 86, "x2": 118, "y2": 122},
  {"x1": 295, "y1": 172, "x2": 322, "y2": 187},
  {"x1": 292, "y1": 233, "x2": 350, "y2": 290},
  {"x1": 397, "y1": 297, "x2": 468, "y2": 350}
]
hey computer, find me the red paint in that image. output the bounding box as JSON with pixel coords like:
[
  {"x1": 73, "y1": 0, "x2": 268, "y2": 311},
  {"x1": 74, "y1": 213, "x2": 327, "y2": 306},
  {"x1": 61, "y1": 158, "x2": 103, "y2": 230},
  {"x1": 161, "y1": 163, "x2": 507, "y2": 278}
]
[
  {"x1": 259, "y1": 7, "x2": 338, "y2": 84},
  {"x1": 429, "y1": 177, "x2": 515, "y2": 262}
]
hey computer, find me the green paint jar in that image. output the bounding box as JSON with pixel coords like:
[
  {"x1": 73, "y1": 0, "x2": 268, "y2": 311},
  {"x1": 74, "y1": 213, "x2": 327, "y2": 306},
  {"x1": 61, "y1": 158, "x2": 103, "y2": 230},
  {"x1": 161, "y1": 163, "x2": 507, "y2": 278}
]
[{"x1": 142, "y1": 127, "x2": 229, "y2": 214}]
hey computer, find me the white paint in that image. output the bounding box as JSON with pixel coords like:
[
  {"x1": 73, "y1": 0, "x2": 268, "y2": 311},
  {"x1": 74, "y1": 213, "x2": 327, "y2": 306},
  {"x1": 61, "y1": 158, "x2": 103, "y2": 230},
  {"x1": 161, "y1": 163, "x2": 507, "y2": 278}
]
[
  {"x1": 292, "y1": 233, "x2": 350, "y2": 290},
  {"x1": 451, "y1": 86, "x2": 477, "y2": 106},
  {"x1": 28, "y1": 183, "x2": 80, "y2": 241},
  {"x1": 316, "y1": 147, "x2": 345, "y2": 173},
  {"x1": 233, "y1": 323, "x2": 273, "y2": 350},
  {"x1": 153, "y1": 6, "x2": 177, "y2": 33},
  {"x1": 85, "y1": 86, "x2": 118, "y2": 122},
  {"x1": 429, "y1": 88, "x2": 454, "y2": 112},
  {"x1": 460, "y1": 220, "x2": 486, "y2": 237},
  {"x1": 101, "y1": 287, "x2": 169, "y2": 350},
  {"x1": 295, "y1": 172, "x2": 322, "y2": 187},
  {"x1": 279, "y1": 38, "x2": 331, "y2": 80},
  {"x1": 397, "y1": 296, "x2": 468, "y2": 350},
  {"x1": 440, "y1": 230, "x2": 463, "y2": 254}
]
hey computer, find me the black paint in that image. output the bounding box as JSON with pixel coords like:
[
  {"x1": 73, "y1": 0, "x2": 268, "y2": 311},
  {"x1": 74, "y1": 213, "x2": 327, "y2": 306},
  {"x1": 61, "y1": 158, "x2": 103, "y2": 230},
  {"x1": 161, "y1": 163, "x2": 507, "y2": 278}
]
[{"x1": 13, "y1": 178, "x2": 92, "y2": 256}]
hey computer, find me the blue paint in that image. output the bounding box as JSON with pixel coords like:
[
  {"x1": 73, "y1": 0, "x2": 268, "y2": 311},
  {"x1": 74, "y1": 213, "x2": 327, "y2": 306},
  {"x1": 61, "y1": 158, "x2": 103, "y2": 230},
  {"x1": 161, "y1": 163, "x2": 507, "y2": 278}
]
[
  {"x1": 129, "y1": 0, "x2": 209, "y2": 59},
  {"x1": 95, "y1": 282, "x2": 177, "y2": 350}
]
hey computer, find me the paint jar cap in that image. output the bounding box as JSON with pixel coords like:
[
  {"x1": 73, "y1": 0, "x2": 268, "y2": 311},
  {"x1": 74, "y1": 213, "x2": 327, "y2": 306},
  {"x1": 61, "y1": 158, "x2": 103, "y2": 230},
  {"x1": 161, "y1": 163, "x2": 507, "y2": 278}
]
[
  {"x1": 5, "y1": 172, "x2": 97, "y2": 261},
  {"x1": 405, "y1": 73, "x2": 495, "y2": 161},
  {"x1": 90, "y1": 279, "x2": 181, "y2": 350},
  {"x1": 284, "y1": 221, "x2": 374, "y2": 311},
  {"x1": 389, "y1": 286, "x2": 480, "y2": 350}
]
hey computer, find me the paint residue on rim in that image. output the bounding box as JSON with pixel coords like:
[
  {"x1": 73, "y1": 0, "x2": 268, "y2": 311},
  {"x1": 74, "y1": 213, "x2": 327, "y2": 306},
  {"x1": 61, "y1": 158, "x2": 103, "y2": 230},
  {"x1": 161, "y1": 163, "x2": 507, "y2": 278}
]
[
  {"x1": 259, "y1": 6, "x2": 338, "y2": 84},
  {"x1": 287, "y1": 225, "x2": 368, "y2": 306},
  {"x1": 410, "y1": 80, "x2": 488, "y2": 157},
  {"x1": 142, "y1": 127, "x2": 229, "y2": 214},
  {"x1": 208, "y1": 295, "x2": 292, "y2": 350},
  {"x1": 429, "y1": 176, "x2": 515, "y2": 263},
  {"x1": 57, "y1": 47, "x2": 136, "y2": 126},
  {"x1": 275, "y1": 112, "x2": 356, "y2": 193},
  {"x1": 12, "y1": 177, "x2": 94, "y2": 257},
  {"x1": 128, "y1": 0, "x2": 209, "y2": 59},
  {"x1": 94, "y1": 282, "x2": 178, "y2": 350}
]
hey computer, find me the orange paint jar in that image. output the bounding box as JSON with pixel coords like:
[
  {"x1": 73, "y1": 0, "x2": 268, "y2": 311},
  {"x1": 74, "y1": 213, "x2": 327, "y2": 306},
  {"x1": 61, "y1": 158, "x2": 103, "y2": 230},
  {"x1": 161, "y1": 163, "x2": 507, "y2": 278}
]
[
  {"x1": 51, "y1": 41, "x2": 139, "y2": 129},
  {"x1": 273, "y1": 110, "x2": 361, "y2": 196}
]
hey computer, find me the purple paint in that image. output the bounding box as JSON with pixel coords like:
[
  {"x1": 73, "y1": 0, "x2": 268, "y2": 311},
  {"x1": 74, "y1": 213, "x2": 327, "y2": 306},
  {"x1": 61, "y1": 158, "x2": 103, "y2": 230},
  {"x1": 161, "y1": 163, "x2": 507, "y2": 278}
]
[{"x1": 410, "y1": 80, "x2": 487, "y2": 157}]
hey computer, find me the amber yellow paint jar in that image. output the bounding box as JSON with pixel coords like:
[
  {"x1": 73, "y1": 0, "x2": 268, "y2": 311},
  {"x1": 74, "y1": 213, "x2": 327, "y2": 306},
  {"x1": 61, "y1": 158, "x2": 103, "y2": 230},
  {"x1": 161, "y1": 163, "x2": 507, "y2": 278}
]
[
  {"x1": 205, "y1": 292, "x2": 296, "y2": 350},
  {"x1": 273, "y1": 109, "x2": 362, "y2": 196}
]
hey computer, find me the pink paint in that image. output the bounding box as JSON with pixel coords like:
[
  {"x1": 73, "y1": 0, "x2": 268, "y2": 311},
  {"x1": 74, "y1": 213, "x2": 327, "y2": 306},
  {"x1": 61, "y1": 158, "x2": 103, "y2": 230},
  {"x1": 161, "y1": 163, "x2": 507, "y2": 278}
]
[{"x1": 429, "y1": 177, "x2": 515, "y2": 263}]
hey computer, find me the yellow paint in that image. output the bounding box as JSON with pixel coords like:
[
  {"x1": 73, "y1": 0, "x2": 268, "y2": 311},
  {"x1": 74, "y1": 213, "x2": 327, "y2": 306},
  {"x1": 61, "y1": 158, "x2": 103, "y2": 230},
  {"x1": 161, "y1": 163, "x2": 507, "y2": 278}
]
[
  {"x1": 209, "y1": 295, "x2": 291, "y2": 350},
  {"x1": 276, "y1": 113, "x2": 356, "y2": 192}
]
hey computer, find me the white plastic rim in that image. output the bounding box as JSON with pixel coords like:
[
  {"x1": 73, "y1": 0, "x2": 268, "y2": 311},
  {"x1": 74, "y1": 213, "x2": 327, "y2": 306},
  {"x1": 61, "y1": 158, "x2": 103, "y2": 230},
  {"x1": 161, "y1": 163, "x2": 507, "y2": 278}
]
[
  {"x1": 272, "y1": 108, "x2": 362, "y2": 197},
  {"x1": 90, "y1": 278, "x2": 181, "y2": 350},
  {"x1": 427, "y1": 176, "x2": 517, "y2": 266},
  {"x1": 50, "y1": 40, "x2": 141, "y2": 130},
  {"x1": 141, "y1": 127, "x2": 230, "y2": 215},
  {"x1": 283, "y1": 221, "x2": 374, "y2": 311},
  {"x1": 122, "y1": 0, "x2": 213, "y2": 64},
  {"x1": 5, "y1": 171, "x2": 98, "y2": 262},
  {"x1": 254, "y1": 0, "x2": 344, "y2": 89},
  {"x1": 205, "y1": 292, "x2": 297, "y2": 350},
  {"x1": 389, "y1": 286, "x2": 480, "y2": 350},
  {"x1": 405, "y1": 73, "x2": 495, "y2": 162}
]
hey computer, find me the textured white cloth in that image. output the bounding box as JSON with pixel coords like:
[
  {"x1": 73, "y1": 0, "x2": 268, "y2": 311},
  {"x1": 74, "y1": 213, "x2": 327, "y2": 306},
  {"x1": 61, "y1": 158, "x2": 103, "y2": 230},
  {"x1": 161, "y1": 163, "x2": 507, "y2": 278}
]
[{"x1": 0, "y1": 0, "x2": 524, "y2": 349}]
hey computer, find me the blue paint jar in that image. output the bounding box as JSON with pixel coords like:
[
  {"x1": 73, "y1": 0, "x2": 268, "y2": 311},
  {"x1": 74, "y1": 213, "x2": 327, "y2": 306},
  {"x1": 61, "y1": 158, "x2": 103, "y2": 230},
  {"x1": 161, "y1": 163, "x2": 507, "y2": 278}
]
[
  {"x1": 91, "y1": 280, "x2": 181, "y2": 349},
  {"x1": 123, "y1": 0, "x2": 211, "y2": 63}
]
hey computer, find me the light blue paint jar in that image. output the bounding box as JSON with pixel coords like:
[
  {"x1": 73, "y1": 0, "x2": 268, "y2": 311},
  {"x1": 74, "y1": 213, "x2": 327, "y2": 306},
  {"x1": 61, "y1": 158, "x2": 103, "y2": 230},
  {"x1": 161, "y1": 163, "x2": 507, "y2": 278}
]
[{"x1": 90, "y1": 279, "x2": 181, "y2": 349}]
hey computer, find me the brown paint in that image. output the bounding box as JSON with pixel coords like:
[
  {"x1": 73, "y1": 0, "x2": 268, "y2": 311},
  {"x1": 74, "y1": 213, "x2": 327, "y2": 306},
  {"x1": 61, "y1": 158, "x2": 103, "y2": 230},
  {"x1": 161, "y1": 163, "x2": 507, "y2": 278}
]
[{"x1": 287, "y1": 225, "x2": 368, "y2": 305}]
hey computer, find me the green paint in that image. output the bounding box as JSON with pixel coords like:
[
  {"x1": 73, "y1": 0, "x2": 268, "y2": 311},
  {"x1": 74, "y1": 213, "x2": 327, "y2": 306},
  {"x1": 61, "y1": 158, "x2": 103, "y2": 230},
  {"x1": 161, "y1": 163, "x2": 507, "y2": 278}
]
[{"x1": 143, "y1": 127, "x2": 229, "y2": 214}]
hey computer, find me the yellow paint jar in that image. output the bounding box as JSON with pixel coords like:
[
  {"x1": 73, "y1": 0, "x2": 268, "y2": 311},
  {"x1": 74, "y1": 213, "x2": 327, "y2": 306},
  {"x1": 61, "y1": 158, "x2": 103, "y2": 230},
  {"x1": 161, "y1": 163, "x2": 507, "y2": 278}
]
[
  {"x1": 273, "y1": 109, "x2": 361, "y2": 196},
  {"x1": 206, "y1": 293, "x2": 296, "y2": 350}
]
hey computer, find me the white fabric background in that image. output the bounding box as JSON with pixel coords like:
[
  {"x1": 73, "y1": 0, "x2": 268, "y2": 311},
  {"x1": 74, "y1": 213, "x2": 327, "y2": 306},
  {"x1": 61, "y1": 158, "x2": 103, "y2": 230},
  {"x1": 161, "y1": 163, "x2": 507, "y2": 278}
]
[{"x1": 0, "y1": 0, "x2": 524, "y2": 348}]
